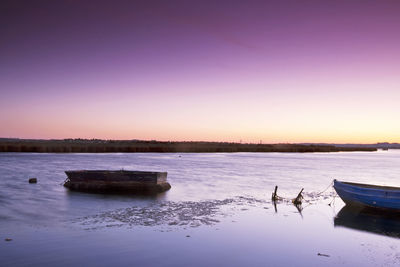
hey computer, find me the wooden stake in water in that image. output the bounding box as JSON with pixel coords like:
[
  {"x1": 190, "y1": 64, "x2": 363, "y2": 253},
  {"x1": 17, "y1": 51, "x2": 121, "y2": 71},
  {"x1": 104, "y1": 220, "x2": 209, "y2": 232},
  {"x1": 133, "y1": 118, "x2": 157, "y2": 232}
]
[
  {"x1": 292, "y1": 188, "x2": 304, "y2": 205},
  {"x1": 272, "y1": 186, "x2": 278, "y2": 201}
]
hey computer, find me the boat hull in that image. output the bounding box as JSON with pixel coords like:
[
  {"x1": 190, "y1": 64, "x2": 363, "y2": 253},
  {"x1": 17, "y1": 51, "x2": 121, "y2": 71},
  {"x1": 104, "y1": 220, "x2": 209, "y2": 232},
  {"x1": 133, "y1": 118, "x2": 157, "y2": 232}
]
[
  {"x1": 64, "y1": 170, "x2": 171, "y2": 194},
  {"x1": 333, "y1": 180, "x2": 400, "y2": 211}
]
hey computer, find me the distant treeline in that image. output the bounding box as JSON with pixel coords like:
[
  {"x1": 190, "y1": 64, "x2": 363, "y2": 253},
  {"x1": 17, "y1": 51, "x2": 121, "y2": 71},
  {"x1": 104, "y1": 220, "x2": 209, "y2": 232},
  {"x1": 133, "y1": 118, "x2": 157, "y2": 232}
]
[{"x1": 0, "y1": 139, "x2": 377, "y2": 153}]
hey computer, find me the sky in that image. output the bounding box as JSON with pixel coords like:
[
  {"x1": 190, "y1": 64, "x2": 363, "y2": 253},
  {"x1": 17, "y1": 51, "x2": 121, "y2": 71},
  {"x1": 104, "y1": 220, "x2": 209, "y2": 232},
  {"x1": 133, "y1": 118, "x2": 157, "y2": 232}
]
[{"x1": 1, "y1": 0, "x2": 400, "y2": 143}]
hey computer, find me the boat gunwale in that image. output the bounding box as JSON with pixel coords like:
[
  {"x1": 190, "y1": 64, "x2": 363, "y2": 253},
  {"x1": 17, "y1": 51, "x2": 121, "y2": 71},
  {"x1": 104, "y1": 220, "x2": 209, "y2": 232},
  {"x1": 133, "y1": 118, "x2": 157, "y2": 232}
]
[
  {"x1": 335, "y1": 180, "x2": 400, "y2": 192},
  {"x1": 65, "y1": 170, "x2": 167, "y2": 175}
]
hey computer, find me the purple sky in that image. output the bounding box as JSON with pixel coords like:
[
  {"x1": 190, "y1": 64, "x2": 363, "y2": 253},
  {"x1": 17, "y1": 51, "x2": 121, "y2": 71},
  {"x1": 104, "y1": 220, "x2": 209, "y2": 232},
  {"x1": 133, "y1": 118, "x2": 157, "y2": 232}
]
[{"x1": 1, "y1": 0, "x2": 400, "y2": 142}]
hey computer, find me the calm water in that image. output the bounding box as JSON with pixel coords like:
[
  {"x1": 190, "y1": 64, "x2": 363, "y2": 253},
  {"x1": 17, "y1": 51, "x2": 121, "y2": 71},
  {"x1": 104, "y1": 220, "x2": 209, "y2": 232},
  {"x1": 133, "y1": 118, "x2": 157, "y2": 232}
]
[{"x1": 1, "y1": 151, "x2": 400, "y2": 266}]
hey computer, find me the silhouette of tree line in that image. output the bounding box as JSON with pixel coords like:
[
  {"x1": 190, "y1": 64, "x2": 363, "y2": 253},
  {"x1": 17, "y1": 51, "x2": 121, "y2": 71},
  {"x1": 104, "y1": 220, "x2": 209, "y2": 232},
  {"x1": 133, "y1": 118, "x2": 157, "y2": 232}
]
[{"x1": 0, "y1": 139, "x2": 377, "y2": 153}]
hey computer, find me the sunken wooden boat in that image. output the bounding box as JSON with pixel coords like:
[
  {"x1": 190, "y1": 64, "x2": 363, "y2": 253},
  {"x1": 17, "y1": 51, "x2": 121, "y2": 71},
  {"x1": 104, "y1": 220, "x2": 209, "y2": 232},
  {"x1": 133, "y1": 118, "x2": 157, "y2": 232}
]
[
  {"x1": 333, "y1": 179, "x2": 400, "y2": 211},
  {"x1": 64, "y1": 170, "x2": 171, "y2": 194}
]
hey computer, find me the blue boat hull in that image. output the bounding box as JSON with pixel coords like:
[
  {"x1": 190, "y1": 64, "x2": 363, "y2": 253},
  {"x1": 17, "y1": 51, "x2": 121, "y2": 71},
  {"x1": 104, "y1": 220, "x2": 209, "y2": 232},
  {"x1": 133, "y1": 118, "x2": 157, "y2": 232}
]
[{"x1": 333, "y1": 180, "x2": 400, "y2": 211}]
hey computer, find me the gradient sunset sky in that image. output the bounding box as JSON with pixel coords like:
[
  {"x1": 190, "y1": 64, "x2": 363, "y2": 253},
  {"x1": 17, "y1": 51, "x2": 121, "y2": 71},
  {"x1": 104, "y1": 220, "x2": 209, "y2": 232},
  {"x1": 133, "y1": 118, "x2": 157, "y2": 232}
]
[{"x1": 1, "y1": 0, "x2": 400, "y2": 143}]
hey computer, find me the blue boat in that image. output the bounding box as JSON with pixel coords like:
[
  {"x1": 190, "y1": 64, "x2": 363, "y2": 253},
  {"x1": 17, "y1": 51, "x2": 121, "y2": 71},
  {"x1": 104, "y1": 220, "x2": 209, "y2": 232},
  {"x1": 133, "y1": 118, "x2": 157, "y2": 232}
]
[{"x1": 333, "y1": 179, "x2": 400, "y2": 211}]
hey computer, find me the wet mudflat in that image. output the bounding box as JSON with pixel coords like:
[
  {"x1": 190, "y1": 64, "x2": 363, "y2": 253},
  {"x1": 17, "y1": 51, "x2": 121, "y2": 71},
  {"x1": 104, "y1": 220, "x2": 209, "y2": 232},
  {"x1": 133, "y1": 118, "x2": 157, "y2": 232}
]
[{"x1": 1, "y1": 151, "x2": 400, "y2": 266}]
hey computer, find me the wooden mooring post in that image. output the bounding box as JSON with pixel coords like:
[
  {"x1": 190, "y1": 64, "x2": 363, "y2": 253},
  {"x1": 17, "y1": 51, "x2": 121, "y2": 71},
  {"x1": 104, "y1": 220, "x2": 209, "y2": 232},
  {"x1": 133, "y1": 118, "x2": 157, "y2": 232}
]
[
  {"x1": 272, "y1": 186, "x2": 278, "y2": 201},
  {"x1": 292, "y1": 188, "x2": 304, "y2": 205}
]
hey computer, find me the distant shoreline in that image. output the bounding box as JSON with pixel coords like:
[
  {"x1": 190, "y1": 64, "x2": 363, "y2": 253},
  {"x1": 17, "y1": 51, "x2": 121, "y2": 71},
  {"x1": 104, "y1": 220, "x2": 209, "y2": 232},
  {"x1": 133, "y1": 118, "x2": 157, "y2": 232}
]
[{"x1": 0, "y1": 139, "x2": 378, "y2": 153}]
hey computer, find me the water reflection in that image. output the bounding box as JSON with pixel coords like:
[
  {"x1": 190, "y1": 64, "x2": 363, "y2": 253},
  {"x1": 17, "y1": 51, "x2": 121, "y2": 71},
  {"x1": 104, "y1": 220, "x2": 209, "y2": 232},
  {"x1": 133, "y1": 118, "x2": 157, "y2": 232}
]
[
  {"x1": 334, "y1": 205, "x2": 400, "y2": 238},
  {"x1": 272, "y1": 199, "x2": 303, "y2": 218},
  {"x1": 65, "y1": 188, "x2": 168, "y2": 200}
]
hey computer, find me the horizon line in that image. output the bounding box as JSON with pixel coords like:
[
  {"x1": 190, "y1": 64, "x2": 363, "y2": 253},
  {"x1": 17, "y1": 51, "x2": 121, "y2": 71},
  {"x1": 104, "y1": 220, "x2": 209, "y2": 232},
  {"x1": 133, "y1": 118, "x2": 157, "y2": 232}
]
[{"x1": 0, "y1": 137, "x2": 396, "y2": 145}]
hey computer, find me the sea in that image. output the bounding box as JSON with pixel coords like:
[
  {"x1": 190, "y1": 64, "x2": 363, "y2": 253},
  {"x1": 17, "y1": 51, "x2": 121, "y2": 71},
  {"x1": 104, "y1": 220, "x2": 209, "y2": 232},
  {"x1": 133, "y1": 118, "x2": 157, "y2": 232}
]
[{"x1": 1, "y1": 150, "x2": 400, "y2": 266}]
